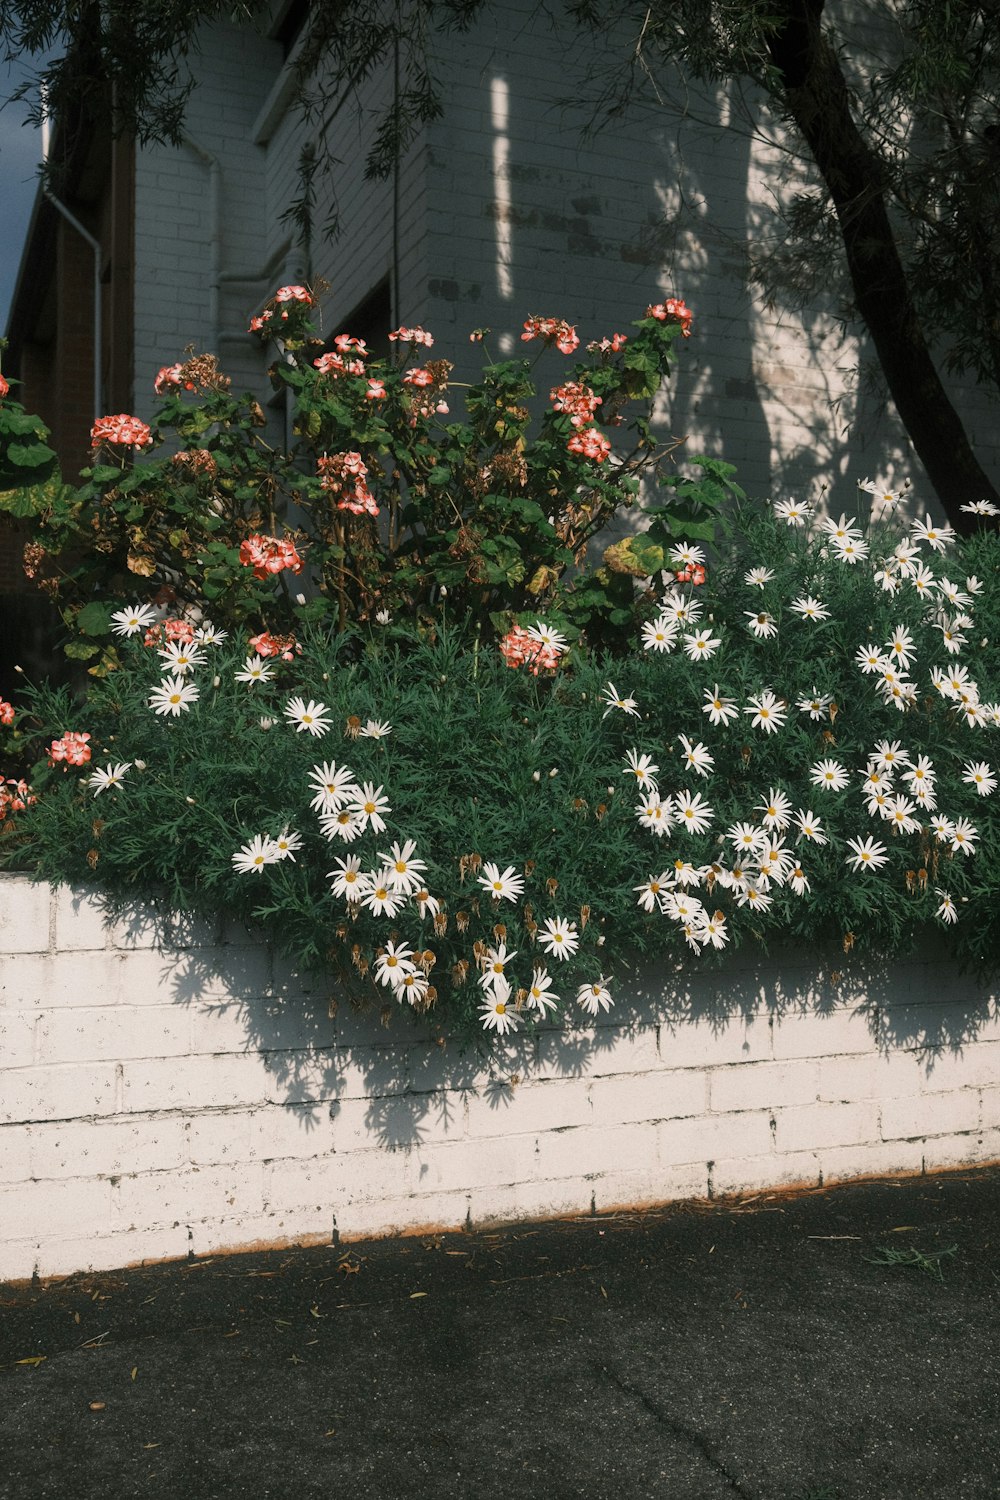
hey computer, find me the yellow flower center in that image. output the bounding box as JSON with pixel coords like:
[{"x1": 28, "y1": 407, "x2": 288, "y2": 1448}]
[
  {"x1": 364, "y1": 801, "x2": 376, "y2": 814},
  {"x1": 496, "y1": 1002, "x2": 506, "y2": 1015},
  {"x1": 395, "y1": 860, "x2": 407, "y2": 872}
]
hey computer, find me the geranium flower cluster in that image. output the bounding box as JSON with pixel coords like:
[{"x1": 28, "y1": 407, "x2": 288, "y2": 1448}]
[
  {"x1": 314, "y1": 346, "x2": 366, "y2": 379},
  {"x1": 90, "y1": 414, "x2": 153, "y2": 449},
  {"x1": 521, "y1": 316, "x2": 580, "y2": 355},
  {"x1": 0, "y1": 698, "x2": 14, "y2": 727},
  {"x1": 389, "y1": 326, "x2": 434, "y2": 347},
  {"x1": 249, "y1": 285, "x2": 314, "y2": 337},
  {"x1": 550, "y1": 381, "x2": 603, "y2": 429},
  {"x1": 646, "y1": 297, "x2": 693, "y2": 337},
  {"x1": 47, "y1": 731, "x2": 92, "y2": 767},
  {"x1": 499, "y1": 621, "x2": 568, "y2": 675},
  {"x1": 0, "y1": 776, "x2": 34, "y2": 821},
  {"x1": 248, "y1": 630, "x2": 300, "y2": 661},
  {"x1": 317, "y1": 451, "x2": 379, "y2": 517},
  {"x1": 153, "y1": 364, "x2": 196, "y2": 395},
  {"x1": 238, "y1": 533, "x2": 304, "y2": 580}
]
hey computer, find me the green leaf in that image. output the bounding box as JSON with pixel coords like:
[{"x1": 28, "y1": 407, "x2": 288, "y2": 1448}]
[
  {"x1": 63, "y1": 639, "x2": 101, "y2": 660},
  {"x1": 7, "y1": 440, "x2": 57, "y2": 469},
  {"x1": 76, "y1": 602, "x2": 113, "y2": 637}
]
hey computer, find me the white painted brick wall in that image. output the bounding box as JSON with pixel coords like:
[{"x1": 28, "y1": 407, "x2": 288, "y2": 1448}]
[{"x1": 2, "y1": 871, "x2": 999, "y2": 1282}]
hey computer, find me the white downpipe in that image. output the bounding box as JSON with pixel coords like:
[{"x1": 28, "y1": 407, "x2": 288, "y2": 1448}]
[{"x1": 182, "y1": 134, "x2": 221, "y2": 353}]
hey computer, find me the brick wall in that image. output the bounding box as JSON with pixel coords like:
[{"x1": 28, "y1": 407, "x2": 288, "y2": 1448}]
[{"x1": 2, "y1": 873, "x2": 999, "y2": 1283}]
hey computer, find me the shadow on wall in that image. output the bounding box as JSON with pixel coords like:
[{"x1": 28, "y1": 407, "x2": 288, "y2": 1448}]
[{"x1": 107, "y1": 895, "x2": 1000, "y2": 1154}]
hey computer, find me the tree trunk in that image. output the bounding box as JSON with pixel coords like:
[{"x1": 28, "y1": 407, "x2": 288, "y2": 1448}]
[{"x1": 766, "y1": 0, "x2": 1000, "y2": 533}]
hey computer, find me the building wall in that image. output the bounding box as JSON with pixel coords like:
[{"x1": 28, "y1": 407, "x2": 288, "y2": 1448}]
[
  {"x1": 131, "y1": 21, "x2": 289, "y2": 413},
  {"x1": 123, "y1": 5, "x2": 1000, "y2": 512},
  {"x1": 413, "y1": 0, "x2": 1000, "y2": 512},
  {"x1": 2, "y1": 874, "x2": 999, "y2": 1283}
]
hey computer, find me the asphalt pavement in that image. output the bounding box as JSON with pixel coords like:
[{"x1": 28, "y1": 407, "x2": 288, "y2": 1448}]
[{"x1": 3, "y1": 1164, "x2": 1000, "y2": 1499}]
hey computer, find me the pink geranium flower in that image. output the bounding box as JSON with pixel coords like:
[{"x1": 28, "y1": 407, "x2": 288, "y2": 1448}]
[{"x1": 91, "y1": 414, "x2": 153, "y2": 448}]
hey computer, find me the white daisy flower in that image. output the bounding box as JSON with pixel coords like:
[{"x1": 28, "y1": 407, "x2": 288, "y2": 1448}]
[
  {"x1": 872, "y1": 740, "x2": 910, "y2": 772},
  {"x1": 284, "y1": 696, "x2": 332, "y2": 735},
  {"x1": 319, "y1": 806, "x2": 365, "y2": 843},
  {"x1": 674, "y1": 788, "x2": 714, "y2": 835},
  {"x1": 935, "y1": 889, "x2": 958, "y2": 924},
  {"x1": 796, "y1": 691, "x2": 833, "y2": 721},
  {"x1": 821, "y1": 512, "x2": 863, "y2": 543},
  {"x1": 744, "y1": 610, "x2": 777, "y2": 639},
  {"x1": 831, "y1": 535, "x2": 870, "y2": 564},
  {"x1": 326, "y1": 855, "x2": 368, "y2": 901},
  {"x1": 362, "y1": 876, "x2": 405, "y2": 917},
  {"x1": 272, "y1": 828, "x2": 302, "y2": 860},
  {"x1": 379, "y1": 838, "x2": 428, "y2": 892},
  {"x1": 910, "y1": 514, "x2": 955, "y2": 553},
  {"x1": 845, "y1": 836, "x2": 889, "y2": 873},
  {"x1": 480, "y1": 981, "x2": 520, "y2": 1035},
  {"x1": 351, "y1": 782, "x2": 391, "y2": 834},
  {"x1": 744, "y1": 690, "x2": 787, "y2": 734},
  {"x1": 702, "y1": 685, "x2": 739, "y2": 726},
  {"x1": 636, "y1": 792, "x2": 672, "y2": 837},
  {"x1": 950, "y1": 819, "x2": 978, "y2": 855},
  {"x1": 526, "y1": 967, "x2": 559, "y2": 1016},
  {"x1": 537, "y1": 917, "x2": 580, "y2": 959},
  {"x1": 859, "y1": 478, "x2": 905, "y2": 510},
  {"x1": 235, "y1": 654, "x2": 274, "y2": 686},
  {"x1": 669, "y1": 542, "x2": 707, "y2": 569},
  {"x1": 88, "y1": 761, "x2": 132, "y2": 796},
  {"x1": 359, "y1": 719, "x2": 393, "y2": 739},
  {"x1": 601, "y1": 682, "x2": 640, "y2": 718},
  {"x1": 480, "y1": 941, "x2": 519, "y2": 987},
  {"x1": 308, "y1": 761, "x2": 357, "y2": 813},
  {"x1": 772, "y1": 498, "x2": 812, "y2": 526},
  {"x1": 727, "y1": 822, "x2": 769, "y2": 857},
  {"x1": 396, "y1": 970, "x2": 430, "y2": 1006},
  {"x1": 374, "y1": 941, "x2": 417, "y2": 989},
  {"x1": 526, "y1": 620, "x2": 569, "y2": 653},
  {"x1": 886, "y1": 626, "x2": 916, "y2": 670},
  {"x1": 683, "y1": 630, "x2": 722, "y2": 662},
  {"x1": 635, "y1": 873, "x2": 670, "y2": 913},
  {"x1": 793, "y1": 809, "x2": 827, "y2": 845},
  {"x1": 910, "y1": 563, "x2": 936, "y2": 596},
  {"x1": 641, "y1": 616, "x2": 679, "y2": 653},
  {"x1": 231, "y1": 834, "x2": 281, "y2": 874},
  {"x1": 478, "y1": 862, "x2": 526, "y2": 903},
  {"x1": 577, "y1": 978, "x2": 613, "y2": 1016},
  {"x1": 758, "y1": 788, "x2": 792, "y2": 831},
  {"x1": 624, "y1": 749, "x2": 659, "y2": 789},
  {"x1": 810, "y1": 758, "x2": 849, "y2": 792},
  {"x1": 157, "y1": 639, "x2": 205, "y2": 675},
  {"x1": 149, "y1": 675, "x2": 199, "y2": 716},
  {"x1": 963, "y1": 762, "x2": 996, "y2": 796},
  {"x1": 110, "y1": 603, "x2": 158, "y2": 637},
  {"x1": 789, "y1": 595, "x2": 831, "y2": 622},
  {"x1": 856, "y1": 644, "x2": 888, "y2": 674},
  {"x1": 744, "y1": 566, "x2": 775, "y2": 588},
  {"x1": 678, "y1": 735, "x2": 714, "y2": 778},
  {"x1": 194, "y1": 622, "x2": 228, "y2": 646}
]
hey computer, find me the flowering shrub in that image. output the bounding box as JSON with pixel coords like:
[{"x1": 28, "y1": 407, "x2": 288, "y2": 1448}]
[
  {"x1": 0, "y1": 292, "x2": 725, "y2": 675},
  {"x1": 3, "y1": 489, "x2": 1000, "y2": 1038}
]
